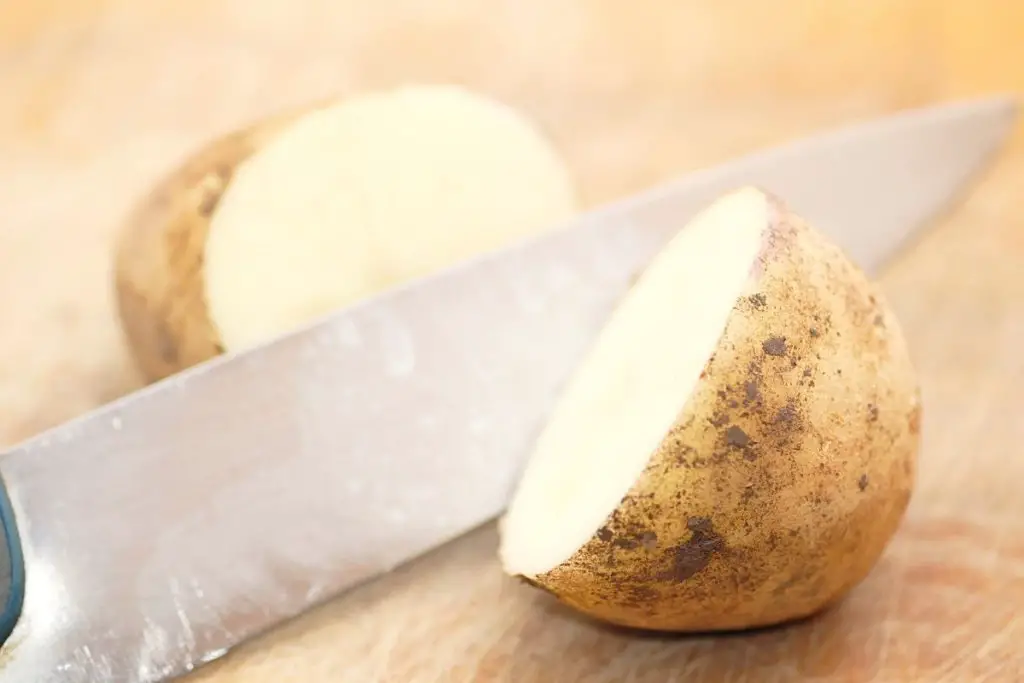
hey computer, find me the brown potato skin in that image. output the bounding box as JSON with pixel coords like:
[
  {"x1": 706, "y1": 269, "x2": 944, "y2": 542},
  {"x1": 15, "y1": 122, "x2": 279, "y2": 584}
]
[
  {"x1": 527, "y1": 193, "x2": 920, "y2": 632},
  {"x1": 113, "y1": 107, "x2": 310, "y2": 382}
]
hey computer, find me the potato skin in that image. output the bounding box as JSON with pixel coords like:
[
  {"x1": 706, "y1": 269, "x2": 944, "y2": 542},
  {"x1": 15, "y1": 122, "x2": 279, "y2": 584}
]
[
  {"x1": 527, "y1": 194, "x2": 921, "y2": 632},
  {"x1": 113, "y1": 107, "x2": 308, "y2": 382}
]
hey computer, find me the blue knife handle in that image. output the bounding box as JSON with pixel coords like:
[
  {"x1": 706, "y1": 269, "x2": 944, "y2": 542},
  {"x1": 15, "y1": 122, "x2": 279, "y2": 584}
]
[{"x1": 0, "y1": 475, "x2": 25, "y2": 645}]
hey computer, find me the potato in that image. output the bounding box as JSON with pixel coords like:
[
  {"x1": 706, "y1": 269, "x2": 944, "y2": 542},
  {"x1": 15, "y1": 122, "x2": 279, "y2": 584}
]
[
  {"x1": 115, "y1": 84, "x2": 579, "y2": 382},
  {"x1": 498, "y1": 187, "x2": 921, "y2": 632},
  {"x1": 114, "y1": 108, "x2": 301, "y2": 381}
]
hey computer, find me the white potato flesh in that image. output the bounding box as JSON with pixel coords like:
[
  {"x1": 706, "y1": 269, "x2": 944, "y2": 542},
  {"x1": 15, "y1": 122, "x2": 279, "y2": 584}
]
[
  {"x1": 499, "y1": 187, "x2": 769, "y2": 578},
  {"x1": 205, "y1": 84, "x2": 578, "y2": 351}
]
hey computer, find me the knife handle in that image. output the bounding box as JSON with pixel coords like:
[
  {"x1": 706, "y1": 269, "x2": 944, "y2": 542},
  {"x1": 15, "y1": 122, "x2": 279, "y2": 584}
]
[{"x1": 0, "y1": 476, "x2": 25, "y2": 645}]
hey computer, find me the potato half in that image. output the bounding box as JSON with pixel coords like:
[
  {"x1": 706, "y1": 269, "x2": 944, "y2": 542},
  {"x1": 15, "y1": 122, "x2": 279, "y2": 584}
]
[
  {"x1": 115, "y1": 85, "x2": 578, "y2": 382},
  {"x1": 498, "y1": 187, "x2": 921, "y2": 632}
]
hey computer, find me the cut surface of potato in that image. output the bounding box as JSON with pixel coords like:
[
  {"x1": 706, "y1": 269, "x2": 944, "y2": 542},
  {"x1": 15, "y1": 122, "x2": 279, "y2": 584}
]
[
  {"x1": 498, "y1": 186, "x2": 920, "y2": 633},
  {"x1": 500, "y1": 188, "x2": 768, "y2": 577},
  {"x1": 205, "y1": 84, "x2": 578, "y2": 352}
]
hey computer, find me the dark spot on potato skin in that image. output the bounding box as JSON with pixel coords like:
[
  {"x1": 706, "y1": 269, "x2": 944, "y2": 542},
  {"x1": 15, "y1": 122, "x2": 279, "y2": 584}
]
[
  {"x1": 762, "y1": 336, "x2": 787, "y2": 356},
  {"x1": 741, "y1": 482, "x2": 756, "y2": 503},
  {"x1": 709, "y1": 412, "x2": 730, "y2": 427},
  {"x1": 612, "y1": 537, "x2": 639, "y2": 551},
  {"x1": 748, "y1": 293, "x2": 767, "y2": 310},
  {"x1": 726, "y1": 425, "x2": 750, "y2": 447},
  {"x1": 868, "y1": 403, "x2": 879, "y2": 422},
  {"x1": 661, "y1": 517, "x2": 725, "y2": 582},
  {"x1": 775, "y1": 401, "x2": 797, "y2": 424},
  {"x1": 858, "y1": 474, "x2": 869, "y2": 491},
  {"x1": 809, "y1": 327, "x2": 820, "y2": 337},
  {"x1": 672, "y1": 442, "x2": 698, "y2": 467},
  {"x1": 599, "y1": 508, "x2": 666, "y2": 553},
  {"x1": 621, "y1": 584, "x2": 658, "y2": 609},
  {"x1": 196, "y1": 193, "x2": 220, "y2": 218}
]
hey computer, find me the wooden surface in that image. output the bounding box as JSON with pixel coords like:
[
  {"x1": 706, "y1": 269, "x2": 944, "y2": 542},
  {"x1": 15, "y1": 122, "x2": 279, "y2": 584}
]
[{"x1": 2, "y1": 0, "x2": 1024, "y2": 680}]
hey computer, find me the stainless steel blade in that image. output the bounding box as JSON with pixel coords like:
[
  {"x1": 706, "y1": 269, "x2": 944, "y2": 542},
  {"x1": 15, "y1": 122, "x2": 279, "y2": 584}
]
[{"x1": 0, "y1": 96, "x2": 1015, "y2": 682}]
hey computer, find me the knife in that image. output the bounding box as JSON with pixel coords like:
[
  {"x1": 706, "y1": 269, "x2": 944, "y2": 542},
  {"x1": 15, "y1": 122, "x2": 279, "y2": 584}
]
[{"x1": 0, "y1": 96, "x2": 1015, "y2": 682}]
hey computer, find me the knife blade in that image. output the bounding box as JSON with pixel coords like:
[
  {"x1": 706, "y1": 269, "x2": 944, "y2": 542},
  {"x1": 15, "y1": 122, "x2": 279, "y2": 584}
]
[{"x1": 0, "y1": 96, "x2": 1015, "y2": 682}]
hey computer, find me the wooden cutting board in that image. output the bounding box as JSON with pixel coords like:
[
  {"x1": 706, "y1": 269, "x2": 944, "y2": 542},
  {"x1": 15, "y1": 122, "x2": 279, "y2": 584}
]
[{"x1": 2, "y1": 0, "x2": 1024, "y2": 680}]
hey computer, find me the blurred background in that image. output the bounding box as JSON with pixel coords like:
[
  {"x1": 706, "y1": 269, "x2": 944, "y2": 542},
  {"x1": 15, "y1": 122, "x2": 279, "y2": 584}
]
[{"x1": 0, "y1": 0, "x2": 1021, "y2": 444}]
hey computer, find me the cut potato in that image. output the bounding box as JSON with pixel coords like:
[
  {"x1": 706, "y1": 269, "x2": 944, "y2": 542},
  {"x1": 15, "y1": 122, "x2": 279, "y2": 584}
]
[
  {"x1": 115, "y1": 84, "x2": 578, "y2": 381},
  {"x1": 499, "y1": 186, "x2": 920, "y2": 632}
]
